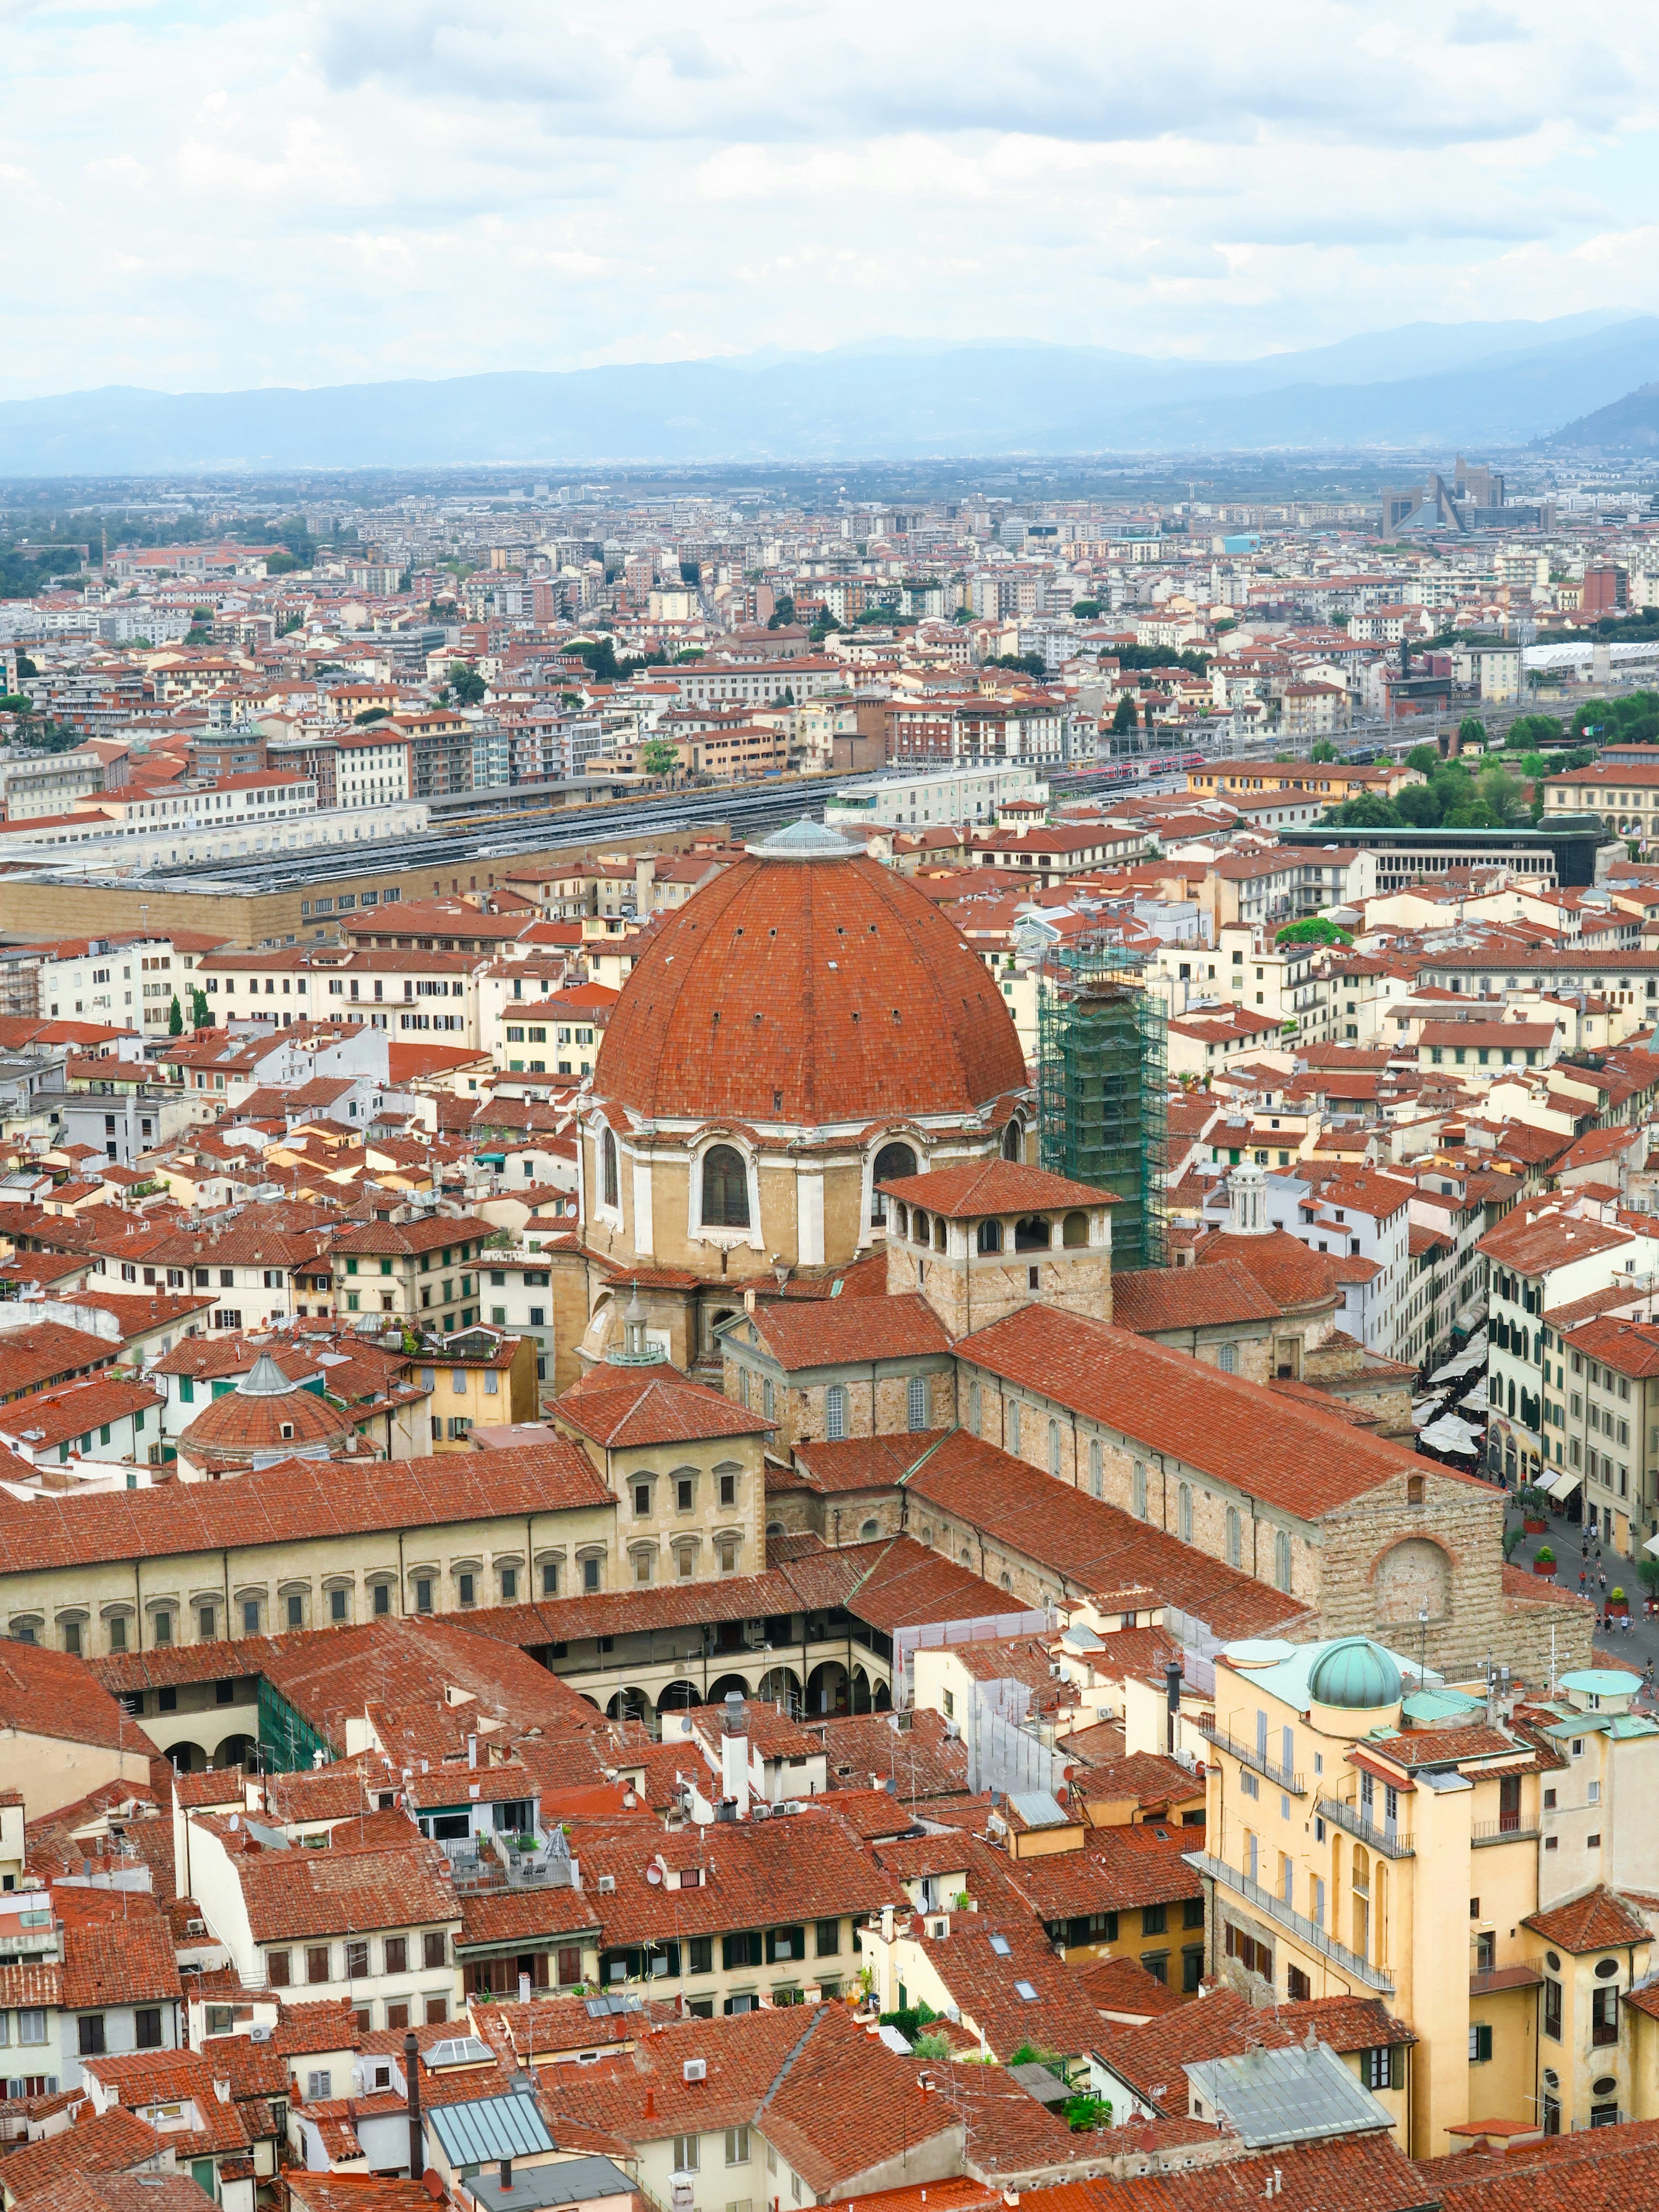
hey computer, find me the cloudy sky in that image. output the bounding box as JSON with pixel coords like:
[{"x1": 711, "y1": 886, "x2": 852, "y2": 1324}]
[{"x1": 5, "y1": 0, "x2": 1656, "y2": 397}]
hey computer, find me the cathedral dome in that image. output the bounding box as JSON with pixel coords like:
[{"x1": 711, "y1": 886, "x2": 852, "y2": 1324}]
[
  {"x1": 594, "y1": 829, "x2": 1027, "y2": 1127},
  {"x1": 178, "y1": 1351, "x2": 359, "y2": 1474}
]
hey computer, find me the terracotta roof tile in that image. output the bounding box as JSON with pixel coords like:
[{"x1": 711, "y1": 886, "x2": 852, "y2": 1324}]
[{"x1": 1522, "y1": 1883, "x2": 1651, "y2": 1954}]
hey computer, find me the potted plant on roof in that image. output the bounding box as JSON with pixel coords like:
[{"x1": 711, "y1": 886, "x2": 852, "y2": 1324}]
[
  {"x1": 1518, "y1": 1483, "x2": 1549, "y2": 1535},
  {"x1": 1534, "y1": 1544, "x2": 1556, "y2": 1578},
  {"x1": 1609, "y1": 1586, "x2": 1629, "y2": 1617}
]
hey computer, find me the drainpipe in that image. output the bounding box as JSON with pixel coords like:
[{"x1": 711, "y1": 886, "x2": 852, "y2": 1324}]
[{"x1": 405, "y1": 2030, "x2": 423, "y2": 2179}]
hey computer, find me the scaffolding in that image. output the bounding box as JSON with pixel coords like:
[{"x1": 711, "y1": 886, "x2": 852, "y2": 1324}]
[{"x1": 1036, "y1": 939, "x2": 1167, "y2": 1273}]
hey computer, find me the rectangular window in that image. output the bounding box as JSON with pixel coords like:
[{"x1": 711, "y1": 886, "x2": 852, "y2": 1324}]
[
  {"x1": 266, "y1": 1950, "x2": 291, "y2": 1987},
  {"x1": 1544, "y1": 1977, "x2": 1562, "y2": 2040},
  {"x1": 424, "y1": 1932, "x2": 447, "y2": 1970},
  {"x1": 725, "y1": 2128, "x2": 750, "y2": 2166},
  {"x1": 1366, "y1": 2046, "x2": 1393, "y2": 2091},
  {"x1": 345, "y1": 1941, "x2": 369, "y2": 1979},
  {"x1": 78, "y1": 2015, "x2": 106, "y2": 2057},
  {"x1": 1468, "y1": 2024, "x2": 1493, "y2": 2064},
  {"x1": 674, "y1": 2137, "x2": 700, "y2": 2174},
  {"x1": 1141, "y1": 1904, "x2": 1166, "y2": 1936},
  {"x1": 385, "y1": 1937, "x2": 409, "y2": 1975},
  {"x1": 306, "y1": 1946, "x2": 331, "y2": 1984},
  {"x1": 815, "y1": 1918, "x2": 840, "y2": 1958}
]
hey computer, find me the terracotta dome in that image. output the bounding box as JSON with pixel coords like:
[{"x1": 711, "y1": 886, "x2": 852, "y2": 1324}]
[
  {"x1": 178, "y1": 1351, "x2": 359, "y2": 1473},
  {"x1": 595, "y1": 829, "x2": 1026, "y2": 1125}
]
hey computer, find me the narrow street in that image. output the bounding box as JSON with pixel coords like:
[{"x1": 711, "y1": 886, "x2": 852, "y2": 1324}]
[{"x1": 1506, "y1": 1503, "x2": 1659, "y2": 1697}]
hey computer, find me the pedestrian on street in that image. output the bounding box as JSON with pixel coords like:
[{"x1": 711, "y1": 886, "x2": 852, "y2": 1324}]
[{"x1": 1580, "y1": 1569, "x2": 1588, "y2": 1591}]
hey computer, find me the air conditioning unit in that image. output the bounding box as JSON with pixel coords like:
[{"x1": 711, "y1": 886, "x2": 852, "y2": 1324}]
[
  {"x1": 683, "y1": 2059, "x2": 707, "y2": 2083},
  {"x1": 248, "y1": 2025, "x2": 271, "y2": 2044},
  {"x1": 597, "y1": 1874, "x2": 616, "y2": 1893}
]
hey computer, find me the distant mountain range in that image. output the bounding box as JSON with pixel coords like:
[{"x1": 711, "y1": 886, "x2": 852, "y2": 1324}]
[
  {"x1": 2, "y1": 311, "x2": 1657, "y2": 473},
  {"x1": 1546, "y1": 380, "x2": 1659, "y2": 451}
]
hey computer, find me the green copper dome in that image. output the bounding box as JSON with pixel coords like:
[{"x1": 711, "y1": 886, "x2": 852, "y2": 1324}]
[{"x1": 1307, "y1": 1637, "x2": 1402, "y2": 1711}]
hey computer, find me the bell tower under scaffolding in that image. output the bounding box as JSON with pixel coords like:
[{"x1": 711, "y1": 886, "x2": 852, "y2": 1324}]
[{"x1": 1036, "y1": 941, "x2": 1167, "y2": 1274}]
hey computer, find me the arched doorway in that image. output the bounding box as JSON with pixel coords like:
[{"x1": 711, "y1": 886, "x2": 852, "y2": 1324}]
[
  {"x1": 656, "y1": 1681, "x2": 701, "y2": 1716},
  {"x1": 851, "y1": 1667, "x2": 872, "y2": 1714},
  {"x1": 214, "y1": 1733, "x2": 257, "y2": 1770},
  {"x1": 757, "y1": 1666, "x2": 803, "y2": 1716},
  {"x1": 807, "y1": 1662, "x2": 850, "y2": 1716},
  {"x1": 606, "y1": 1688, "x2": 651, "y2": 1724},
  {"x1": 870, "y1": 1141, "x2": 918, "y2": 1226},
  {"x1": 165, "y1": 1741, "x2": 208, "y2": 1773},
  {"x1": 707, "y1": 1672, "x2": 751, "y2": 1705}
]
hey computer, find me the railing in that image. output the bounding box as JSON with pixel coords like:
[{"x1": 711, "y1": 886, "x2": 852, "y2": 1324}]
[
  {"x1": 1316, "y1": 1799, "x2": 1414, "y2": 1859},
  {"x1": 1471, "y1": 1816, "x2": 1540, "y2": 1848},
  {"x1": 1198, "y1": 1719, "x2": 1305, "y2": 1796},
  {"x1": 1185, "y1": 1851, "x2": 1394, "y2": 1994}
]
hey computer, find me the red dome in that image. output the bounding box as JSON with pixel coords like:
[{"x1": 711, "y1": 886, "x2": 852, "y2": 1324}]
[{"x1": 595, "y1": 843, "x2": 1027, "y2": 1125}]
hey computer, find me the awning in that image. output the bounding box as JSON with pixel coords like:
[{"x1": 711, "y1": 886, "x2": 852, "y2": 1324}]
[
  {"x1": 1643, "y1": 1532, "x2": 1659, "y2": 1558},
  {"x1": 1421, "y1": 1414, "x2": 1481, "y2": 1455},
  {"x1": 1546, "y1": 1468, "x2": 1583, "y2": 1501},
  {"x1": 1461, "y1": 1378, "x2": 1490, "y2": 1417}
]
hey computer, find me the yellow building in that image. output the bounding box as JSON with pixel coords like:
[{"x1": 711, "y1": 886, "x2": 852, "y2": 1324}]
[
  {"x1": 1195, "y1": 1636, "x2": 1659, "y2": 2155},
  {"x1": 417, "y1": 1325, "x2": 540, "y2": 1449}
]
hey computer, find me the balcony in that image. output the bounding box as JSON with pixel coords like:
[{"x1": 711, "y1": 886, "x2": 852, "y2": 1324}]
[
  {"x1": 1198, "y1": 1719, "x2": 1304, "y2": 1796},
  {"x1": 1471, "y1": 1815, "x2": 1540, "y2": 1849},
  {"x1": 1317, "y1": 1799, "x2": 1414, "y2": 1859},
  {"x1": 1185, "y1": 1850, "x2": 1393, "y2": 1994},
  {"x1": 1470, "y1": 1963, "x2": 1542, "y2": 1997}
]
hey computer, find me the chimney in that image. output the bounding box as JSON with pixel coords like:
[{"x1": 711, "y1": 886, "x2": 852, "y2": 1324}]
[
  {"x1": 1164, "y1": 1661, "x2": 1183, "y2": 1758},
  {"x1": 720, "y1": 1690, "x2": 750, "y2": 1821},
  {"x1": 467, "y1": 1733, "x2": 477, "y2": 1770},
  {"x1": 404, "y1": 2029, "x2": 423, "y2": 2180}
]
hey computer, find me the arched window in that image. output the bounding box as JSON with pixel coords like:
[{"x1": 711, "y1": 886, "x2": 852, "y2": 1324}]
[
  {"x1": 1062, "y1": 1210, "x2": 1088, "y2": 1248},
  {"x1": 1014, "y1": 1216, "x2": 1051, "y2": 1252},
  {"x1": 1003, "y1": 1120, "x2": 1023, "y2": 1162},
  {"x1": 870, "y1": 1141, "x2": 918, "y2": 1225},
  {"x1": 1048, "y1": 1420, "x2": 1061, "y2": 1477},
  {"x1": 1179, "y1": 1482, "x2": 1192, "y2": 1543},
  {"x1": 1000, "y1": 1572, "x2": 1014, "y2": 1593},
  {"x1": 601, "y1": 1125, "x2": 619, "y2": 1211},
  {"x1": 977, "y1": 1218, "x2": 1003, "y2": 1254},
  {"x1": 1274, "y1": 1528, "x2": 1292, "y2": 1592},
  {"x1": 914, "y1": 1210, "x2": 930, "y2": 1246},
  {"x1": 1217, "y1": 1342, "x2": 1237, "y2": 1375},
  {"x1": 1132, "y1": 1460, "x2": 1147, "y2": 1519},
  {"x1": 907, "y1": 1376, "x2": 929, "y2": 1432},
  {"x1": 1226, "y1": 1504, "x2": 1242, "y2": 1567},
  {"x1": 826, "y1": 1384, "x2": 848, "y2": 1440},
  {"x1": 933, "y1": 1216, "x2": 947, "y2": 1253},
  {"x1": 1007, "y1": 1401, "x2": 1021, "y2": 1455},
  {"x1": 701, "y1": 1144, "x2": 750, "y2": 1228},
  {"x1": 968, "y1": 1379, "x2": 981, "y2": 1437},
  {"x1": 1089, "y1": 1438, "x2": 1103, "y2": 1498}
]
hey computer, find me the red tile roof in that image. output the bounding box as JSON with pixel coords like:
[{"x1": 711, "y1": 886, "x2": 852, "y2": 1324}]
[
  {"x1": 878, "y1": 1160, "x2": 1117, "y2": 1216},
  {"x1": 553, "y1": 1368, "x2": 774, "y2": 1448},
  {"x1": 1522, "y1": 1883, "x2": 1652, "y2": 1954},
  {"x1": 741, "y1": 1293, "x2": 952, "y2": 1369},
  {"x1": 957, "y1": 1302, "x2": 1438, "y2": 1518}
]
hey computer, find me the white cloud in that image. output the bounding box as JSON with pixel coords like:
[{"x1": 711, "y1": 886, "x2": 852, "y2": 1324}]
[{"x1": 0, "y1": 0, "x2": 1656, "y2": 398}]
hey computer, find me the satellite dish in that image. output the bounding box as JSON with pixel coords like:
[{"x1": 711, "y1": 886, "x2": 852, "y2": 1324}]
[
  {"x1": 645, "y1": 1865, "x2": 663, "y2": 1884},
  {"x1": 228, "y1": 1813, "x2": 240, "y2": 1830}
]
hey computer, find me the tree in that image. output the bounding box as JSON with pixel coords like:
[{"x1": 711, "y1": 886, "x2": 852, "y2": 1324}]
[
  {"x1": 184, "y1": 625, "x2": 213, "y2": 645},
  {"x1": 1142, "y1": 699, "x2": 1157, "y2": 731},
  {"x1": 1458, "y1": 715, "x2": 1487, "y2": 751},
  {"x1": 1111, "y1": 694, "x2": 1138, "y2": 734},
  {"x1": 679, "y1": 560, "x2": 701, "y2": 586},
  {"x1": 14, "y1": 655, "x2": 36, "y2": 679},
  {"x1": 1405, "y1": 743, "x2": 1440, "y2": 774},
  {"x1": 766, "y1": 597, "x2": 796, "y2": 629},
  {"x1": 1276, "y1": 916, "x2": 1353, "y2": 948},
  {"x1": 168, "y1": 995, "x2": 184, "y2": 1036},
  {"x1": 1394, "y1": 782, "x2": 1442, "y2": 826},
  {"x1": 448, "y1": 662, "x2": 487, "y2": 706},
  {"x1": 641, "y1": 739, "x2": 680, "y2": 779},
  {"x1": 1326, "y1": 792, "x2": 1404, "y2": 829},
  {"x1": 1309, "y1": 738, "x2": 1338, "y2": 762},
  {"x1": 1071, "y1": 599, "x2": 1102, "y2": 618},
  {"x1": 1509, "y1": 712, "x2": 1564, "y2": 750},
  {"x1": 988, "y1": 652, "x2": 1046, "y2": 677},
  {"x1": 191, "y1": 987, "x2": 211, "y2": 1030},
  {"x1": 353, "y1": 707, "x2": 390, "y2": 727}
]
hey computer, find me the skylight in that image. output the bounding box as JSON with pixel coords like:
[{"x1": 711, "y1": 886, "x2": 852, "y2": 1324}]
[
  {"x1": 988, "y1": 1934, "x2": 1012, "y2": 1957},
  {"x1": 1014, "y1": 1980, "x2": 1038, "y2": 2001}
]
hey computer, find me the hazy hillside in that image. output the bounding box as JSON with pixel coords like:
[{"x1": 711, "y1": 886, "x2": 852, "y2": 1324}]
[{"x1": 0, "y1": 313, "x2": 1653, "y2": 472}]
